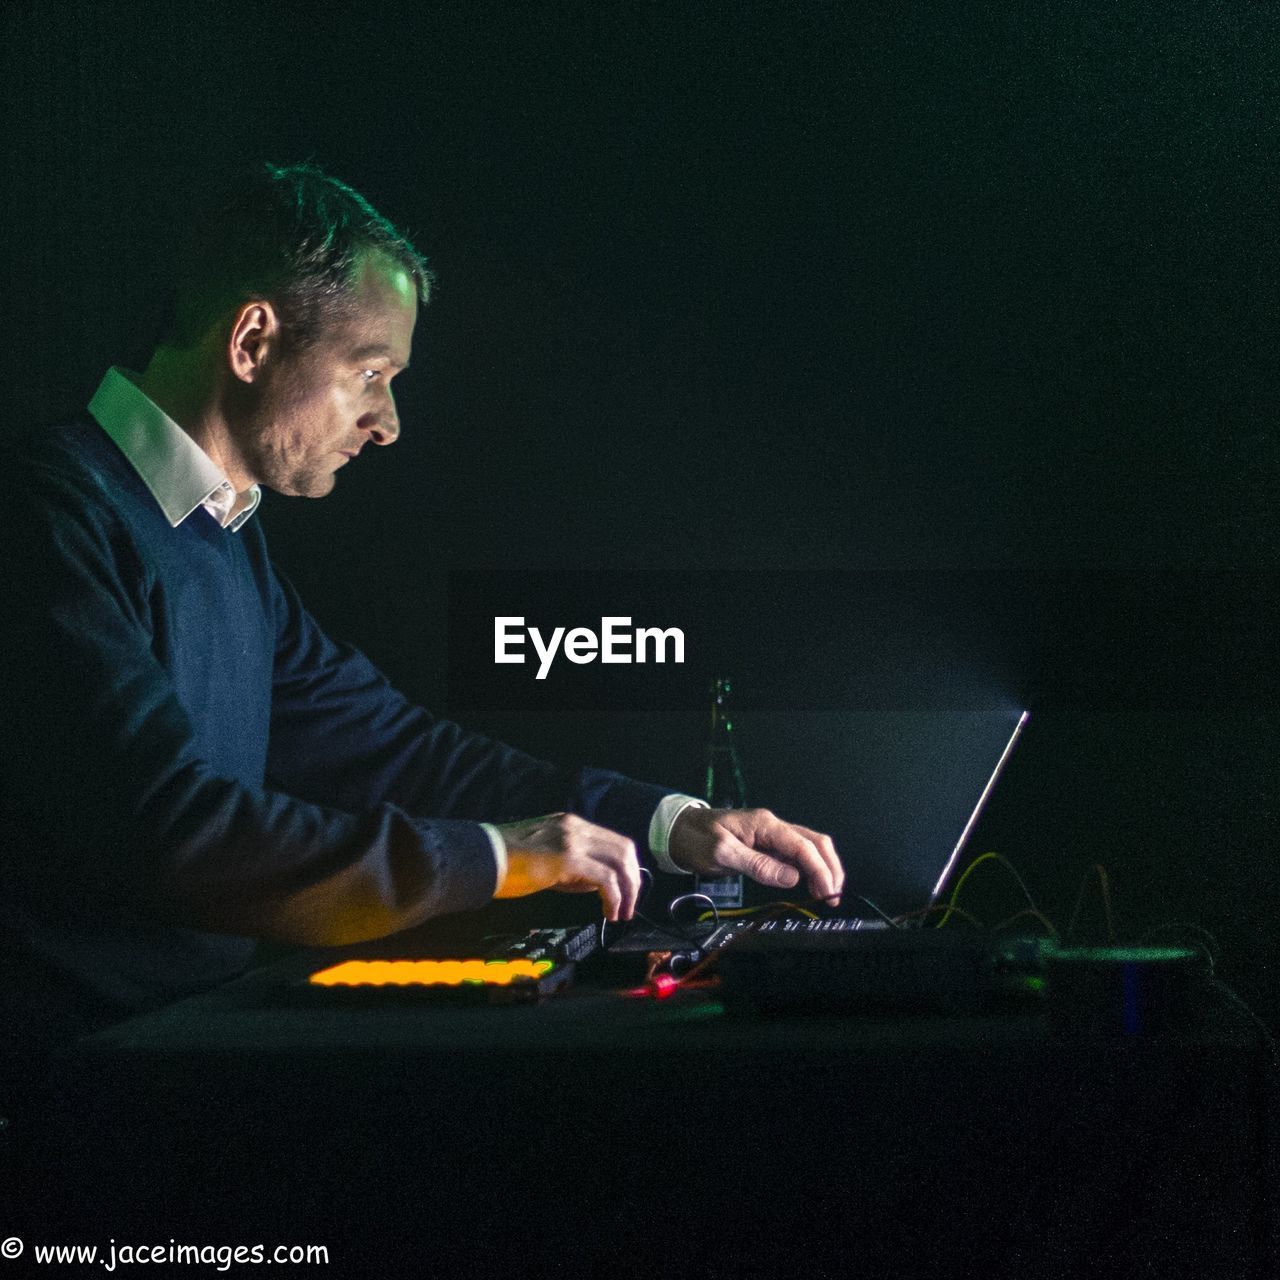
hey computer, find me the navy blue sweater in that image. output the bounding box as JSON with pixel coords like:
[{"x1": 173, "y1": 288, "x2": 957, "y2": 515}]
[{"x1": 0, "y1": 420, "x2": 672, "y2": 1050}]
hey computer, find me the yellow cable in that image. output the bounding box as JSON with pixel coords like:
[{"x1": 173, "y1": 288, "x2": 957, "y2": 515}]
[
  {"x1": 695, "y1": 901, "x2": 820, "y2": 923},
  {"x1": 893, "y1": 902, "x2": 985, "y2": 929},
  {"x1": 991, "y1": 907, "x2": 1061, "y2": 941},
  {"x1": 933, "y1": 851, "x2": 1045, "y2": 931}
]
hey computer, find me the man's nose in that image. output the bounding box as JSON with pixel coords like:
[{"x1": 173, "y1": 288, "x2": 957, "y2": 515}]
[{"x1": 360, "y1": 395, "x2": 400, "y2": 446}]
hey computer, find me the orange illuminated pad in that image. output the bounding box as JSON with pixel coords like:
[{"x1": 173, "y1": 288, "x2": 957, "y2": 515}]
[
  {"x1": 308, "y1": 958, "x2": 555, "y2": 987},
  {"x1": 299, "y1": 957, "x2": 573, "y2": 1004}
]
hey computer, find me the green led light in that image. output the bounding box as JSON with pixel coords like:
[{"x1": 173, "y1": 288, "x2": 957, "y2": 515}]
[{"x1": 661, "y1": 1000, "x2": 726, "y2": 1022}]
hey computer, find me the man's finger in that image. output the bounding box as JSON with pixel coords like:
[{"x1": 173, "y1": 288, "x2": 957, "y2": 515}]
[
  {"x1": 594, "y1": 858, "x2": 635, "y2": 922},
  {"x1": 746, "y1": 815, "x2": 839, "y2": 900},
  {"x1": 613, "y1": 837, "x2": 641, "y2": 914},
  {"x1": 790, "y1": 823, "x2": 845, "y2": 898},
  {"x1": 586, "y1": 836, "x2": 639, "y2": 921},
  {"x1": 598, "y1": 872, "x2": 622, "y2": 922},
  {"x1": 616, "y1": 857, "x2": 640, "y2": 920},
  {"x1": 564, "y1": 861, "x2": 623, "y2": 921},
  {"x1": 590, "y1": 846, "x2": 642, "y2": 922},
  {"x1": 715, "y1": 832, "x2": 802, "y2": 889}
]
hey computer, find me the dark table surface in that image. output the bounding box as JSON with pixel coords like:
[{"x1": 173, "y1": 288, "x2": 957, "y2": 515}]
[{"x1": 17, "y1": 947, "x2": 1270, "y2": 1280}]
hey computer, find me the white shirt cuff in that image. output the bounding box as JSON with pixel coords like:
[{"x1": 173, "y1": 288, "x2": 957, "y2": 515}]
[
  {"x1": 479, "y1": 822, "x2": 509, "y2": 891},
  {"x1": 648, "y1": 795, "x2": 708, "y2": 875},
  {"x1": 484, "y1": 799, "x2": 704, "y2": 888}
]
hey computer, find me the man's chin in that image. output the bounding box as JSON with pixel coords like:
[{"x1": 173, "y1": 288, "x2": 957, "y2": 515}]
[{"x1": 275, "y1": 473, "x2": 338, "y2": 499}]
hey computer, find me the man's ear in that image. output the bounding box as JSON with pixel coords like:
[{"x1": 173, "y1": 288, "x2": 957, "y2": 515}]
[{"x1": 227, "y1": 301, "x2": 281, "y2": 383}]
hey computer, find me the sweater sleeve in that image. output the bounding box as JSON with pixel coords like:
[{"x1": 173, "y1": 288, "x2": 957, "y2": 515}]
[
  {"x1": 263, "y1": 563, "x2": 681, "y2": 863},
  {"x1": 0, "y1": 464, "x2": 498, "y2": 947}
]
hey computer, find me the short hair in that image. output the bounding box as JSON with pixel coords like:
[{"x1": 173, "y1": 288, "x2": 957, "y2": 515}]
[{"x1": 160, "y1": 162, "x2": 434, "y2": 351}]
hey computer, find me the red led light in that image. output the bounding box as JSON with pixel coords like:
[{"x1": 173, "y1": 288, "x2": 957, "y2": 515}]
[{"x1": 651, "y1": 974, "x2": 679, "y2": 999}]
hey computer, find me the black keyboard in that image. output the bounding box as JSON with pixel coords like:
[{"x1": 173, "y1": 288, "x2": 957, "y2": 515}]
[
  {"x1": 604, "y1": 914, "x2": 890, "y2": 960},
  {"x1": 702, "y1": 915, "x2": 891, "y2": 951}
]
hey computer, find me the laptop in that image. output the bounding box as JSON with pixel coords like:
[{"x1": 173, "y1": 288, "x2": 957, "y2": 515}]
[{"x1": 610, "y1": 706, "x2": 1030, "y2": 957}]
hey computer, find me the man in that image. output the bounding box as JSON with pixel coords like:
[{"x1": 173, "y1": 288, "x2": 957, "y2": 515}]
[{"x1": 0, "y1": 164, "x2": 842, "y2": 1096}]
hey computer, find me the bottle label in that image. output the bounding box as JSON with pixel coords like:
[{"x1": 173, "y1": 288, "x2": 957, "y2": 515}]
[{"x1": 693, "y1": 875, "x2": 744, "y2": 909}]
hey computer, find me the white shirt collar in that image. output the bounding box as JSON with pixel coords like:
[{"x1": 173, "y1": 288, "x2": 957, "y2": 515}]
[{"x1": 87, "y1": 367, "x2": 261, "y2": 532}]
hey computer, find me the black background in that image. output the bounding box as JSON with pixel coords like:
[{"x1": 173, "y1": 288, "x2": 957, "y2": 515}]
[{"x1": 2, "y1": 3, "x2": 1277, "y2": 1007}]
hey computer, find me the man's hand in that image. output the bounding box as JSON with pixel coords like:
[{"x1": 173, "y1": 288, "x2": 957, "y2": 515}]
[
  {"x1": 492, "y1": 813, "x2": 642, "y2": 921},
  {"x1": 668, "y1": 807, "x2": 844, "y2": 905}
]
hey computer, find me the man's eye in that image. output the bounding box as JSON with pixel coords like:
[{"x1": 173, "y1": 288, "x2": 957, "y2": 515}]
[{"x1": 361, "y1": 369, "x2": 380, "y2": 382}]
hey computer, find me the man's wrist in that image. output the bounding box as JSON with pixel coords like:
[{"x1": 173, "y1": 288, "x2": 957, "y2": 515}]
[{"x1": 649, "y1": 795, "x2": 707, "y2": 874}]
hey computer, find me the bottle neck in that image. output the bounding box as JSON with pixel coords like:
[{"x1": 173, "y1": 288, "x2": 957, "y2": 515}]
[{"x1": 705, "y1": 681, "x2": 745, "y2": 808}]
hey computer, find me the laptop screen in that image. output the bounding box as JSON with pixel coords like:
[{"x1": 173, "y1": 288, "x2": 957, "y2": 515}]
[{"x1": 736, "y1": 703, "x2": 1028, "y2": 918}]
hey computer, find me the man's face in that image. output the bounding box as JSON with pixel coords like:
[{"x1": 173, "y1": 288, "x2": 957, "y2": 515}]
[{"x1": 236, "y1": 250, "x2": 418, "y2": 497}]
